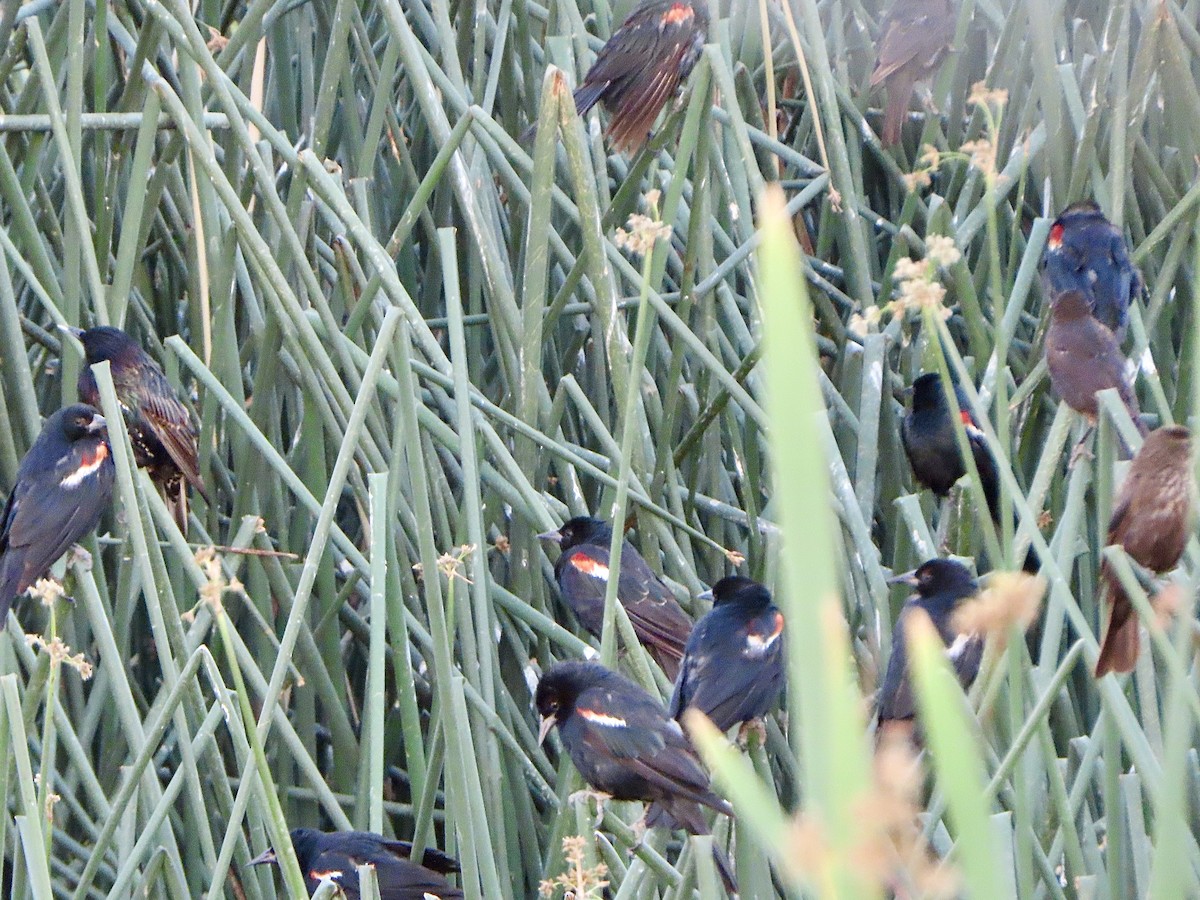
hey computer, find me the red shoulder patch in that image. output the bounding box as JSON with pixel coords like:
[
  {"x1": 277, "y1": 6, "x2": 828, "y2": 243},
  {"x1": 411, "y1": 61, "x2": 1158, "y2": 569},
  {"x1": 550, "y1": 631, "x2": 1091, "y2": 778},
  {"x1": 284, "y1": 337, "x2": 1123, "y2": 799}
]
[
  {"x1": 1047, "y1": 222, "x2": 1064, "y2": 249},
  {"x1": 569, "y1": 552, "x2": 610, "y2": 580},
  {"x1": 660, "y1": 3, "x2": 694, "y2": 26},
  {"x1": 960, "y1": 409, "x2": 974, "y2": 427}
]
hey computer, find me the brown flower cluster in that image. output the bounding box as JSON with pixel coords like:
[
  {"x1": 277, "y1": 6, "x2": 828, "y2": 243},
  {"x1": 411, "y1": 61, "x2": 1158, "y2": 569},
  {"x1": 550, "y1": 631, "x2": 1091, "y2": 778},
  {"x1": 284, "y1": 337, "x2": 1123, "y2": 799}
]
[{"x1": 538, "y1": 835, "x2": 609, "y2": 898}]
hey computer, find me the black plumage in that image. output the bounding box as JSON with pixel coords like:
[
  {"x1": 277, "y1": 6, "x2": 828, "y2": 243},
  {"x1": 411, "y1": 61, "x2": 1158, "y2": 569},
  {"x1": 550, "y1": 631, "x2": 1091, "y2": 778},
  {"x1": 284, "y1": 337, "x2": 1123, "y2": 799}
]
[
  {"x1": 65, "y1": 325, "x2": 206, "y2": 532},
  {"x1": 667, "y1": 576, "x2": 785, "y2": 733},
  {"x1": 1041, "y1": 200, "x2": 1140, "y2": 340},
  {"x1": 249, "y1": 828, "x2": 463, "y2": 899},
  {"x1": 877, "y1": 559, "x2": 983, "y2": 730},
  {"x1": 0, "y1": 405, "x2": 114, "y2": 625},
  {"x1": 536, "y1": 659, "x2": 735, "y2": 891},
  {"x1": 539, "y1": 516, "x2": 693, "y2": 679},
  {"x1": 901, "y1": 372, "x2": 1000, "y2": 522}
]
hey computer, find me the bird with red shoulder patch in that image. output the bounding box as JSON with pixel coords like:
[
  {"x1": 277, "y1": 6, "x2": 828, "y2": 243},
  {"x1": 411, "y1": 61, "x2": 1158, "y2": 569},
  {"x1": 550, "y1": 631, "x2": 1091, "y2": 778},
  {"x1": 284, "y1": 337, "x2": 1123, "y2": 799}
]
[
  {"x1": 536, "y1": 659, "x2": 736, "y2": 893},
  {"x1": 250, "y1": 827, "x2": 463, "y2": 899},
  {"x1": 0, "y1": 405, "x2": 114, "y2": 626},
  {"x1": 539, "y1": 515, "x2": 693, "y2": 679},
  {"x1": 667, "y1": 575, "x2": 785, "y2": 737},
  {"x1": 570, "y1": 0, "x2": 708, "y2": 152}
]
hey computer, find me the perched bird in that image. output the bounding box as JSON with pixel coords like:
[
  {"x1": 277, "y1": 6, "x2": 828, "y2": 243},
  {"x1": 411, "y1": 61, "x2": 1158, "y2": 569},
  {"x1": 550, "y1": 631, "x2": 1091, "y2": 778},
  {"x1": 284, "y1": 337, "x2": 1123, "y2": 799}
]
[
  {"x1": 571, "y1": 0, "x2": 708, "y2": 152},
  {"x1": 877, "y1": 559, "x2": 983, "y2": 737},
  {"x1": 536, "y1": 659, "x2": 735, "y2": 891},
  {"x1": 0, "y1": 405, "x2": 114, "y2": 625},
  {"x1": 1095, "y1": 425, "x2": 1195, "y2": 676},
  {"x1": 901, "y1": 372, "x2": 1000, "y2": 523},
  {"x1": 249, "y1": 828, "x2": 463, "y2": 899},
  {"x1": 869, "y1": 0, "x2": 956, "y2": 146},
  {"x1": 1044, "y1": 290, "x2": 1146, "y2": 436},
  {"x1": 64, "y1": 325, "x2": 206, "y2": 532},
  {"x1": 1041, "y1": 200, "x2": 1140, "y2": 340},
  {"x1": 539, "y1": 516, "x2": 693, "y2": 680},
  {"x1": 667, "y1": 575, "x2": 785, "y2": 734}
]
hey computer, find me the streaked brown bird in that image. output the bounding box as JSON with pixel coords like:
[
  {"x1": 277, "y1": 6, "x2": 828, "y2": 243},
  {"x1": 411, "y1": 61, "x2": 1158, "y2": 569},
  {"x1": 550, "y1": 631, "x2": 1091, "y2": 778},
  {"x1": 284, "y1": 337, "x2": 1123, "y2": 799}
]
[
  {"x1": 572, "y1": 0, "x2": 708, "y2": 152},
  {"x1": 64, "y1": 325, "x2": 207, "y2": 533},
  {"x1": 1095, "y1": 425, "x2": 1195, "y2": 677},
  {"x1": 869, "y1": 0, "x2": 956, "y2": 146},
  {"x1": 539, "y1": 516, "x2": 693, "y2": 679},
  {"x1": 1044, "y1": 290, "x2": 1146, "y2": 436}
]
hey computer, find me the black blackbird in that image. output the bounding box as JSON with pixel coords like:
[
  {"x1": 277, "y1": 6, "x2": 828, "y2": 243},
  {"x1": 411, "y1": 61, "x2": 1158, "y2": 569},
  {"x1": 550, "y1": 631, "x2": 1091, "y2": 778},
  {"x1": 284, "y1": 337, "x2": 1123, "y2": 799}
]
[
  {"x1": 877, "y1": 559, "x2": 982, "y2": 736},
  {"x1": 1042, "y1": 200, "x2": 1140, "y2": 340},
  {"x1": 902, "y1": 372, "x2": 1000, "y2": 522},
  {"x1": 249, "y1": 828, "x2": 463, "y2": 899},
  {"x1": 64, "y1": 325, "x2": 206, "y2": 533},
  {"x1": 572, "y1": 0, "x2": 708, "y2": 152},
  {"x1": 667, "y1": 576, "x2": 785, "y2": 733},
  {"x1": 1044, "y1": 290, "x2": 1146, "y2": 436},
  {"x1": 0, "y1": 405, "x2": 114, "y2": 625},
  {"x1": 1095, "y1": 425, "x2": 1194, "y2": 676},
  {"x1": 536, "y1": 659, "x2": 735, "y2": 891},
  {"x1": 869, "y1": 0, "x2": 956, "y2": 146},
  {"x1": 539, "y1": 516, "x2": 693, "y2": 680}
]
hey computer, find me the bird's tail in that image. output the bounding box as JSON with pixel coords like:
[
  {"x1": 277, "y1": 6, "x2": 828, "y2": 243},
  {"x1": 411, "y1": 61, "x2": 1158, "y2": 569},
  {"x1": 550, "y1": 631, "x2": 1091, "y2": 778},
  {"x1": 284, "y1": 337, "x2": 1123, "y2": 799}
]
[
  {"x1": 1095, "y1": 562, "x2": 1139, "y2": 677},
  {"x1": 880, "y1": 70, "x2": 917, "y2": 146}
]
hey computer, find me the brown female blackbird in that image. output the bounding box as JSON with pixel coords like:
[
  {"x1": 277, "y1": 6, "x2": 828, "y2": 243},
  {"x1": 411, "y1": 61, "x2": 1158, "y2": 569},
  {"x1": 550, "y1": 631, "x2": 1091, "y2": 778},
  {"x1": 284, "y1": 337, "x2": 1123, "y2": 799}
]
[
  {"x1": 249, "y1": 828, "x2": 463, "y2": 899},
  {"x1": 536, "y1": 659, "x2": 735, "y2": 891},
  {"x1": 1041, "y1": 200, "x2": 1140, "y2": 341},
  {"x1": 667, "y1": 576, "x2": 785, "y2": 733},
  {"x1": 572, "y1": 0, "x2": 708, "y2": 152},
  {"x1": 869, "y1": 0, "x2": 956, "y2": 146},
  {"x1": 539, "y1": 516, "x2": 693, "y2": 679},
  {"x1": 0, "y1": 405, "x2": 114, "y2": 625},
  {"x1": 1095, "y1": 425, "x2": 1195, "y2": 676},
  {"x1": 64, "y1": 325, "x2": 206, "y2": 533},
  {"x1": 1044, "y1": 290, "x2": 1145, "y2": 436},
  {"x1": 902, "y1": 372, "x2": 1000, "y2": 522},
  {"x1": 877, "y1": 559, "x2": 982, "y2": 737}
]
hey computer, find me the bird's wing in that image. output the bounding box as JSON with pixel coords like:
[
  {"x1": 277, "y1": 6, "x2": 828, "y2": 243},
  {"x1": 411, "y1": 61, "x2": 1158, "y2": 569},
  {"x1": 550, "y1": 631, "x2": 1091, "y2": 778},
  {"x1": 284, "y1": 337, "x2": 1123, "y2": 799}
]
[
  {"x1": 137, "y1": 367, "x2": 205, "y2": 494},
  {"x1": 557, "y1": 543, "x2": 692, "y2": 661},
  {"x1": 869, "y1": 8, "x2": 950, "y2": 86}
]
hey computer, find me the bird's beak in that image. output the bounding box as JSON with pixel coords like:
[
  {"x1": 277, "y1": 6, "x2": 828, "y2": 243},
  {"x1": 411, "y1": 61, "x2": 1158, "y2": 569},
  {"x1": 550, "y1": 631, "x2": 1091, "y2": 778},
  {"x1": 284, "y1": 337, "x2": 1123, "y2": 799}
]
[
  {"x1": 248, "y1": 848, "x2": 278, "y2": 866},
  {"x1": 58, "y1": 324, "x2": 85, "y2": 340},
  {"x1": 697, "y1": 587, "x2": 714, "y2": 602},
  {"x1": 537, "y1": 715, "x2": 555, "y2": 746},
  {"x1": 887, "y1": 569, "x2": 919, "y2": 587},
  {"x1": 537, "y1": 529, "x2": 563, "y2": 544},
  {"x1": 86, "y1": 413, "x2": 107, "y2": 433}
]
